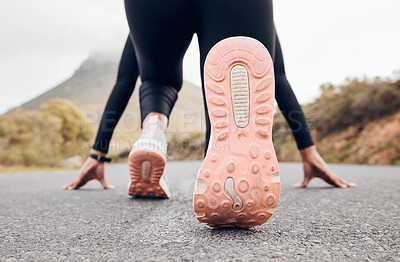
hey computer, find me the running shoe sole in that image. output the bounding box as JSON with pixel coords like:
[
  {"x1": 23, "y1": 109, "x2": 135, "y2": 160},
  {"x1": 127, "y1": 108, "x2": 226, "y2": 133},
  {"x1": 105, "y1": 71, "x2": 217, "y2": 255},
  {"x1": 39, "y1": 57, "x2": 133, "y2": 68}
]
[
  {"x1": 128, "y1": 150, "x2": 170, "y2": 198},
  {"x1": 194, "y1": 36, "x2": 280, "y2": 228}
]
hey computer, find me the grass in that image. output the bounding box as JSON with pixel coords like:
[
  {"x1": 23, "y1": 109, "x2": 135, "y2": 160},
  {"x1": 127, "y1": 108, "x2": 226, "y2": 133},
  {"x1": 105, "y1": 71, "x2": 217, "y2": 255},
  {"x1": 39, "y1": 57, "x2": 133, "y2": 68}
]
[{"x1": 0, "y1": 165, "x2": 78, "y2": 174}]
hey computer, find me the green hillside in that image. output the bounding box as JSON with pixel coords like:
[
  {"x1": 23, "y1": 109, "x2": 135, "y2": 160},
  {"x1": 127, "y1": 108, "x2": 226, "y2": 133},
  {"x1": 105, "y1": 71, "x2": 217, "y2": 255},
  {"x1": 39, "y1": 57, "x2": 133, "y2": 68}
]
[
  {"x1": 18, "y1": 54, "x2": 206, "y2": 155},
  {"x1": 8, "y1": 54, "x2": 400, "y2": 166},
  {"x1": 273, "y1": 76, "x2": 400, "y2": 165}
]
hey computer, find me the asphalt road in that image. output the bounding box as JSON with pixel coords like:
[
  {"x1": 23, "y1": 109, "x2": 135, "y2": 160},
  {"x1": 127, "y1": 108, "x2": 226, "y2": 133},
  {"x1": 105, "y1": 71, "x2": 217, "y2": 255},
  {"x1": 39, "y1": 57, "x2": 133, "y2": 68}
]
[{"x1": 1, "y1": 162, "x2": 399, "y2": 261}]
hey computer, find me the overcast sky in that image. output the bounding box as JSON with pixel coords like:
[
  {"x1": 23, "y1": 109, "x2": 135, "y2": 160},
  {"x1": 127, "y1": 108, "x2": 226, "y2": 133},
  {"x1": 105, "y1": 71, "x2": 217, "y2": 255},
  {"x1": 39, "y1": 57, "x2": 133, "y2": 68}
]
[{"x1": 1, "y1": 0, "x2": 399, "y2": 113}]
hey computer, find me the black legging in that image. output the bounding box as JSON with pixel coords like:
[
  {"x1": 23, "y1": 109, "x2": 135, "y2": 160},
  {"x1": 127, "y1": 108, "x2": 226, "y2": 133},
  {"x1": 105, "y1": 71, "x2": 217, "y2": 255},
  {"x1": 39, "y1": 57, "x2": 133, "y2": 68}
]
[
  {"x1": 93, "y1": 1, "x2": 313, "y2": 153},
  {"x1": 92, "y1": 35, "x2": 140, "y2": 153},
  {"x1": 125, "y1": 0, "x2": 275, "y2": 125},
  {"x1": 274, "y1": 36, "x2": 314, "y2": 149}
]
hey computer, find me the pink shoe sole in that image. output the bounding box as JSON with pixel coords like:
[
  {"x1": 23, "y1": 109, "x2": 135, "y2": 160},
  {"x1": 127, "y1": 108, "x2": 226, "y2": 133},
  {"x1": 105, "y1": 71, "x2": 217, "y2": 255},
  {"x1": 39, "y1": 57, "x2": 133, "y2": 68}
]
[
  {"x1": 194, "y1": 36, "x2": 280, "y2": 228},
  {"x1": 128, "y1": 150, "x2": 169, "y2": 198}
]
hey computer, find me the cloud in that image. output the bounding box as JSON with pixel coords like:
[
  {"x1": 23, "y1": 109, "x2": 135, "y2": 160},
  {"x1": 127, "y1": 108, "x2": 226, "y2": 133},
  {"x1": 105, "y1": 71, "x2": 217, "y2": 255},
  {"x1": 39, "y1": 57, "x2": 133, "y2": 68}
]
[
  {"x1": 0, "y1": 0, "x2": 128, "y2": 113},
  {"x1": 1, "y1": 0, "x2": 399, "y2": 113}
]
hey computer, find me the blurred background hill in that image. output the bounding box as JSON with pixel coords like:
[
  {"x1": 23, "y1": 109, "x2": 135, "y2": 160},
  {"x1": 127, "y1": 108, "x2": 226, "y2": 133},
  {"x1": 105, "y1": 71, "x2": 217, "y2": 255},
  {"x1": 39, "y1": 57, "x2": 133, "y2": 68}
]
[
  {"x1": 12, "y1": 54, "x2": 206, "y2": 162},
  {"x1": 274, "y1": 76, "x2": 400, "y2": 165},
  {"x1": 18, "y1": 54, "x2": 206, "y2": 137},
  {"x1": 1, "y1": 54, "x2": 399, "y2": 169}
]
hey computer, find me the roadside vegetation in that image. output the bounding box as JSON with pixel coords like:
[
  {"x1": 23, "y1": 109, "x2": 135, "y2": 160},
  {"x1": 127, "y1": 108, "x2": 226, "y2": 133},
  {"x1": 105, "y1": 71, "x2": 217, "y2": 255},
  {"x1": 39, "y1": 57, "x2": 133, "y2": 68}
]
[
  {"x1": 0, "y1": 99, "x2": 93, "y2": 168},
  {"x1": 308, "y1": 76, "x2": 400, "y2": 136},
  {"x1": 274, "y1": 75, "x2": 400, "y2": 165},
  {"x1": 1, "y1": 74, "x2": 399, "y2": 171}
]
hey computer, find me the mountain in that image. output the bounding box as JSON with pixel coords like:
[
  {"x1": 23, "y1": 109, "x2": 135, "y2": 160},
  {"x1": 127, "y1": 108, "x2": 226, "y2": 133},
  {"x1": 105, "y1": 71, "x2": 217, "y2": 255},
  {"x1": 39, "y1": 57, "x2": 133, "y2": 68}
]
[
  {"x1": 15, "y1": 55, "x2": 400, "y2": 164},
  {"x1": 18, "y1": 54, "x2": 206, "y2": 154},
  {"x1": 273, "y1": 77, "x2": 400, "y2": 165}
]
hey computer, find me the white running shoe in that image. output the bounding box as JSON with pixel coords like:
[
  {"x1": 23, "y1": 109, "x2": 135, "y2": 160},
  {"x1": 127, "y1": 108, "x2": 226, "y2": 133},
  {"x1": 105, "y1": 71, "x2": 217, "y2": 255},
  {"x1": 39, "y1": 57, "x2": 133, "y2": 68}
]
[{"x1": 128, "y1": 114, "x2": 170, "y2": 198}]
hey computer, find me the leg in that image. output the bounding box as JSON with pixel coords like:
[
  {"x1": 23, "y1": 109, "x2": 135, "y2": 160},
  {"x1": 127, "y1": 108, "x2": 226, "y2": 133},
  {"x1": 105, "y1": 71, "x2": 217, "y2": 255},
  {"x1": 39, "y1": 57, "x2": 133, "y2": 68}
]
[
  {"x1": 194, "y1": 0, "x2": 278, "y2": 227},
  {"x1": 124, "y1": 0, "x2": 194, "y2": 197},
  {"x1": 125, "y1": 0, "x2": 194, "y2": 124},
  {"x1": 196, "y1": 0, "x2": 276, "y2": 154}
]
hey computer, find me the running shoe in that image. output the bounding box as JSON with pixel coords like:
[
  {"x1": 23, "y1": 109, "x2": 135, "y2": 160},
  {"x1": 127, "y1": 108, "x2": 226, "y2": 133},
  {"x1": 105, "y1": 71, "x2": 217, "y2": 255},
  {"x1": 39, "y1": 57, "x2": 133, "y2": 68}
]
[
  {"x1": 194, "y1": 36, "x2": 280, "y2": 227},
  {"x1": 128, "y1": 114, "x2": 170, "y2": 198}
]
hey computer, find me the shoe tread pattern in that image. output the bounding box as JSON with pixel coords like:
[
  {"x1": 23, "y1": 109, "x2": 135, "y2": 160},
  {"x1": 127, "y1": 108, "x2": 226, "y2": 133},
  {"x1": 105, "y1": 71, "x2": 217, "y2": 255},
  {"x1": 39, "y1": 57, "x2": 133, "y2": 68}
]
[
  {"x1": 194, "y1": 37, "x2": 280, "y2": 228},
  {"x1": 128, "y1": 150, "x2": 169, "y2": 198}
]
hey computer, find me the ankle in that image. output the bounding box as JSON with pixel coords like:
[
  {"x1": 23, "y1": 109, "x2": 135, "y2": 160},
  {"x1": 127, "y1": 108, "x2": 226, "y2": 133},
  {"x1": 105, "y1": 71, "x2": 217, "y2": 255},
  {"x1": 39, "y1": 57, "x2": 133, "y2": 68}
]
[{"x1": 143, "y1": 113, "x2": 168, "y2": 132}]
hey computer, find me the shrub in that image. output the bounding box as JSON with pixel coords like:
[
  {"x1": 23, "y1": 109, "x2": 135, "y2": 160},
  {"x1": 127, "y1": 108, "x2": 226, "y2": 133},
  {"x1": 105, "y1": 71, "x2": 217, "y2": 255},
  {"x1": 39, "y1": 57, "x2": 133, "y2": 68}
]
[
  {"x1": 309, "y1": 77, "x2": 400, "y2": 136},
  {"x1": 0, "y1": 99, "x2": 93, "y2": 167}
]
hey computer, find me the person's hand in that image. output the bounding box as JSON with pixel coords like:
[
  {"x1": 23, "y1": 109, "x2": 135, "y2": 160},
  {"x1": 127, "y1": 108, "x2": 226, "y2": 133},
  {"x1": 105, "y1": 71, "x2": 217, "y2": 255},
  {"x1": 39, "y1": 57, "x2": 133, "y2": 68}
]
[
  {"x1": 296, "y1": 145, "x2": 356, "y2": 188},
  {"x1": 63, "y1": 150, "x2": 114, "y2": 190}
]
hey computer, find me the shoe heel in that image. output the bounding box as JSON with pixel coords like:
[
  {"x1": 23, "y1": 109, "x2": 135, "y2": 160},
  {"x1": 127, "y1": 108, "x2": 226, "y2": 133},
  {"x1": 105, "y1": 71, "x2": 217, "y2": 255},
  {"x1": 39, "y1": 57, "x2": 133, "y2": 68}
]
[
  {"x1": 194, "y1": 36, "x2": 280, "y2": 228},
  {"x1": 128, "y1": 150, "x2": 169, "y2": 198}
]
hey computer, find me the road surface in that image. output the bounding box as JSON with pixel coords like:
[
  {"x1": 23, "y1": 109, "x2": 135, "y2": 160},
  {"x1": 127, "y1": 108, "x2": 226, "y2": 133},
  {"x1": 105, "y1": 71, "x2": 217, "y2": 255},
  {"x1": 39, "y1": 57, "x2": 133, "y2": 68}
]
[{"x1": 1, "y1": 162, "x2": 399, "y2": 261}]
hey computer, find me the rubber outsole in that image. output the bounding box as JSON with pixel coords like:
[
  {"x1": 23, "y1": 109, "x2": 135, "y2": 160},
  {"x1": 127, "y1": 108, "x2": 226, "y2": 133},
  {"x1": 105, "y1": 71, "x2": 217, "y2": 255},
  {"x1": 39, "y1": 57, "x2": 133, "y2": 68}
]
[
  {"x1": 128, "y1": 150, "x2": 169, "y2": 198},
  {"x1": 194, "y1": 36, "x2": 280, "y2": 228}
]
